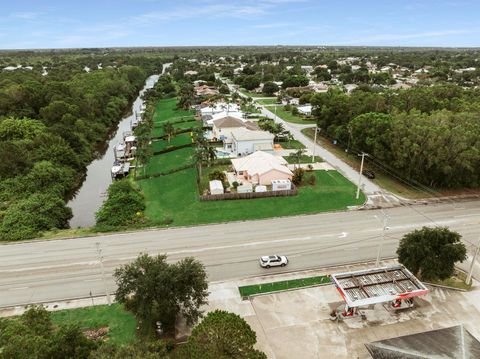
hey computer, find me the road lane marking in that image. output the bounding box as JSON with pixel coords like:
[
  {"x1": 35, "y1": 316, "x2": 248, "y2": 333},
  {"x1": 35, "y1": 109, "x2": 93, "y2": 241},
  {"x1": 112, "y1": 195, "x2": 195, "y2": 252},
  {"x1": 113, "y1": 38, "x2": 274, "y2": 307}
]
[
  {"x1": 83, "y1": 278, "x2": 102, "y2": 282},
  {"x1": 9, "y1": 286, "x2": 29, "y2": 291}
]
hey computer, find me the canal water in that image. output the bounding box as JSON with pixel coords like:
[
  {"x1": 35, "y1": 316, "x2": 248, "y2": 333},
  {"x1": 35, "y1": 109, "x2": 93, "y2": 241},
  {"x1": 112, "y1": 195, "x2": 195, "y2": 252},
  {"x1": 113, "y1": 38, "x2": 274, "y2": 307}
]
[{"x1": 67, "y1": 73, "x2": 160, "y2": 228}]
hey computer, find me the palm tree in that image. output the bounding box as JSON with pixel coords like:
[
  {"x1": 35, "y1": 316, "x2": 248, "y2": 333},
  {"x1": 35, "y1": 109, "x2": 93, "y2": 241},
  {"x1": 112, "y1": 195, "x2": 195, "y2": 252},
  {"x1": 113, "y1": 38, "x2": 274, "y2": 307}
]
[
  {"x1": 162, "y1": 121, "x2": 175, "y2": 143},
  {"x1": 290, "y1": 149, "x2": 306, "y2": 169},
  {"x1": 193, "y1": 147, "x2": 208, "y2": 181}
]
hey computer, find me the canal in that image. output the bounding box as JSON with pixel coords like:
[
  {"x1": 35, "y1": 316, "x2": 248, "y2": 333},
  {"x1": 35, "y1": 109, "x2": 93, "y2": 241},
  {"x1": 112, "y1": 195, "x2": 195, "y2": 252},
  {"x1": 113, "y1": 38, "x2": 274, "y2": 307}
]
[{"x1": 67, "y1": 73, "x2": 161, "y2": 228}]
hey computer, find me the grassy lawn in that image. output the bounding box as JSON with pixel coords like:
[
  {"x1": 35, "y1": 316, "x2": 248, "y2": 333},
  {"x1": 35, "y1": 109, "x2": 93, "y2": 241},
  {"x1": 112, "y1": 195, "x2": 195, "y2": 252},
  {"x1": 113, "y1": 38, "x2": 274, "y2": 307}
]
[
  {"x1": 138, "y1": 96, "x2": 364, "y2": 228},
  {"x1": 50, "y1": 304, "x2": 136, "y2": 345},
  {"x1": 153, "y1": 97, "x2": 194, "y2": 124},
  {"x1": 239, "y1": 88, "x2": 263, "y2": 98},
  {"x1": 152, "y1": 120, "x2": 198, "y2": 137},
  {"x1": 256, "y1": 98, "x2": 279, "y2": 105},
  {"x1": 238, "y1": 276, "x2": 331, "y2": 297},
  {"x1": 275, "y1": 139, "x2": 306, "y2": 149},
  {"x1": 241, "y1": 103, "x2": 261, "y2": 114},
  {"x1": 301, "y1": 128, "x2": 430, "y2": 199},
  {"x1": 198, "y1": 164, "x2": 230, "y2": 193},
  {"x1": 151, "y1": 133, "x2": 193, "y2": 152},
  {"x1": 272, "y1": 106, "x2": 316, "y2": 125},
  {"x1": 285, "y1": 155, "x2": 323, "y2": 164},
  {"x1": 145, "y1": 146, "x2": 193, "y2": 175},
  {"x1": 428, "y1": 270, "x2": 472, "y2": 291},
  {"x1": 140, "y1": 169, "x2": 365, "y2": 227}
]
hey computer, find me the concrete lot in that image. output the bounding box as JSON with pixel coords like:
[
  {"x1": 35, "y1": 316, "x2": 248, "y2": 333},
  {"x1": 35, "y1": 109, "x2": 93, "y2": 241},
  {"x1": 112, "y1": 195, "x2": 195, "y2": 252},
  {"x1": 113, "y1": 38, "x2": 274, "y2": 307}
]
[{"x1": 204, "y1": 262, "x2": 480, "y2": 359}]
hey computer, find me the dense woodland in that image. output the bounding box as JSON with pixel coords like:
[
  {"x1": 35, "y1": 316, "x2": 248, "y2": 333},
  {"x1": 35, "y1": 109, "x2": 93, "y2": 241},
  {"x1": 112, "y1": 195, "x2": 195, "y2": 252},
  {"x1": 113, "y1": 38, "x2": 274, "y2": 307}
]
[
  {"x1": 0, "y1": 51, "x2": 165, "y2": 240},
  {"x1": 310, "y1": 86, "x2": 480, "y2": 188}
]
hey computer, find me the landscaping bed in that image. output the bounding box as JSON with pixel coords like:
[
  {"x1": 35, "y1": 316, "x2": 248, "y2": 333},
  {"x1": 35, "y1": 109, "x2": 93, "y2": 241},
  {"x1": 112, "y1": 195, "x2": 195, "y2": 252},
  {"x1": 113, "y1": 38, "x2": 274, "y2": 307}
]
[{"x1": 238, "y1": 275, "x2": 331, "y2": 297}]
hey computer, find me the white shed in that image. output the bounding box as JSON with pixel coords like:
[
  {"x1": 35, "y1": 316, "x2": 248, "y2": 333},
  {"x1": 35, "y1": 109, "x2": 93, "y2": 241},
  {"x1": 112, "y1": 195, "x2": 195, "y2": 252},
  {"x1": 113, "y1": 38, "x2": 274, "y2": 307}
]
[
  {"x1": 255, "y1": 185, "x2": 267, "y2": 193},
  {"x1": 272, "y1": 179, "x2": 292, "y2": 191},
  {"x1": 209, "y1": 180, "x2": 224, "y2": 195},
  {"x1": 237, "y1": 183, "x2": 253, "y2": 193}
]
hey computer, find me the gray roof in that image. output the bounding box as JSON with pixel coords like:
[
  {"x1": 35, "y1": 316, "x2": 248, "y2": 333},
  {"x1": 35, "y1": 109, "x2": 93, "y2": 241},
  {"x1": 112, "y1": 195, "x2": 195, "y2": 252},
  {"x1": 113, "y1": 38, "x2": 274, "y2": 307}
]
[{"x1": 365, "y1": 325, "x2": 480, "y2": 358}]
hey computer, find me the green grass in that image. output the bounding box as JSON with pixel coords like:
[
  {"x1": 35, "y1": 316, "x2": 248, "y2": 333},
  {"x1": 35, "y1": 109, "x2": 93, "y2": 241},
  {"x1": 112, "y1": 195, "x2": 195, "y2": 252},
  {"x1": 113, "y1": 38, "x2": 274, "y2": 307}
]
[
  {"x1": 256, "y1": 98, "x2": 279, "y2": 105},
  {"x1": 50, "y1": 304, "x2": 136, "y2": 345},
  {"x1": 151, "y1": 133, "x2": 193, "y2": 152},
  {"x1": 239, "y1": 88, "x2": 262, "y2": 98},
  {"x1": 301, "y1": 128, "x2": 431, "y2": 199},
  {"x1": 140, "y1": 169, "x2": 365, "y2": 227},
  {"x1": 153, "y1": 97, "x2": 195, "y2": 125},
  {"x1": 428, "y1": 270, "x2": 472, "y2": 291},
  {"x1": 145, "y1": 146, "x2": 193, "y2": 175},
  {"x1": 271, "y1": 106, "x2": 316, "y2": 125},
  {"x1": 238, "y1": 276, "x2": 331, "y2": 297},
  {"x1": 275, "y1": 140, "x2": 306, "y2": 149},
  {"x1": 241, "y1": 103, "x2": 261, "y2": 114},
  {"x1": 285, "y1": 155, "x2": 323, "y2": 164},
  {"x1": 152, "y1": 120, "x2": 198, "y2": 137}
]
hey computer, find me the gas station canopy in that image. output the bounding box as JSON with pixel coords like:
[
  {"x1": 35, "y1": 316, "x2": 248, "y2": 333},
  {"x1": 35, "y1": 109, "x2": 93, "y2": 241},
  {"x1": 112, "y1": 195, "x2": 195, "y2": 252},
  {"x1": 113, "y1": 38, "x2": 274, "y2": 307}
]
[{"x1": 330, "y1": 265, "x2": 429, "y2": 308}]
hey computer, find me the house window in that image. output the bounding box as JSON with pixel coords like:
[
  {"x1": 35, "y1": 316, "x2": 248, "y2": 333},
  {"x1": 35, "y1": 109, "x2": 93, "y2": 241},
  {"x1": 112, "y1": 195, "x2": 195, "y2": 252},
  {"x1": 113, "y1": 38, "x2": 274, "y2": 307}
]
[{"x1": 238, "y1": 171, "x2": 243, "y2": 175}]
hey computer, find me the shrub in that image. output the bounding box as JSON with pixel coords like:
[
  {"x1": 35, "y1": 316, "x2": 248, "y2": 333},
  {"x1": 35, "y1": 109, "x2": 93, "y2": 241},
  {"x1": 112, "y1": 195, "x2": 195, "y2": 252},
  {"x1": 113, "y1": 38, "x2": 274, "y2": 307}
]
[
  {"x1": 291, "y1": 106, "x2": 299, "y2": 115},
  {"x1": 0, "y1": 192, "x2": 72, "y2": 241},
  {"x1": 292, "y1": 168, "x2": 305, "y2": 186},
  {"x1": 284, "y1": 104, "x2": 292, "y2": 111},
  {"x1": 208, "y1": 170, "x2": 227, "y2": 183},
  {"x1": 307, "y1": 174, "x2": 316, "y2": 186},
  {"x1": 95, "y1": 179, "x2": 146, "y2": 228}
]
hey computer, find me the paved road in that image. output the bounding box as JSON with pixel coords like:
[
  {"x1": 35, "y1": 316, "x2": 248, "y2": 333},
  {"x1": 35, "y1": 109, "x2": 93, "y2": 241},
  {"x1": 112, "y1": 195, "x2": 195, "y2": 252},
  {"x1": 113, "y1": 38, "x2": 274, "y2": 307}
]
[
  {"x1": 260, "y1": 106, "x2": 402, "y2": 207},
  {"x1": 1, "y1": 201, "x2": 479, "y2": 308}
]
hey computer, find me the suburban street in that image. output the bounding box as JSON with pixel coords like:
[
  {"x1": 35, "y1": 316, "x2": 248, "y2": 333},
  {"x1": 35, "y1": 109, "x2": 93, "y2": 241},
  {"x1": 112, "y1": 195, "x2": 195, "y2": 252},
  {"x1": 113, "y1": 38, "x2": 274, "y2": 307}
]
[
  {"x1": 1, "y1": 200, "x2": 479, "y2": 308},
  {"x1": 260, "y1": 106, "x2": 402, "y2": 208}
]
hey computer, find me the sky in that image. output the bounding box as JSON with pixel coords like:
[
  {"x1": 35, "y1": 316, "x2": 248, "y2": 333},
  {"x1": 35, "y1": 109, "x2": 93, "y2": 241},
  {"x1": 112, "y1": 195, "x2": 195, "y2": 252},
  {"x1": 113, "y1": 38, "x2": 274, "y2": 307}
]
[{"x1": 1, "y1": 0, "x2": 480, "y2": 49}]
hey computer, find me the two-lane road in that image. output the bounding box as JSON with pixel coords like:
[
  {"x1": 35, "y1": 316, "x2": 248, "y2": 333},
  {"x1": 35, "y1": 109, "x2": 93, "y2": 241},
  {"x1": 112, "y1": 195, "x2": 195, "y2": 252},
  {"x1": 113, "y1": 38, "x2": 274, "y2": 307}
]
[{"x1": 1, "y1": 200, "x2": 479, "y2": 308}]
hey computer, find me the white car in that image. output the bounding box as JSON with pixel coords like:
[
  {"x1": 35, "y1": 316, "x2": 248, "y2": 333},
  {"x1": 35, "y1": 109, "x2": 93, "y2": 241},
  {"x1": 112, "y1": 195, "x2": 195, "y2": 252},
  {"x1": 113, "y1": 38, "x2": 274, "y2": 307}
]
[{"x1": 259, "y1": 255, "x2": 288, "y2": 268}]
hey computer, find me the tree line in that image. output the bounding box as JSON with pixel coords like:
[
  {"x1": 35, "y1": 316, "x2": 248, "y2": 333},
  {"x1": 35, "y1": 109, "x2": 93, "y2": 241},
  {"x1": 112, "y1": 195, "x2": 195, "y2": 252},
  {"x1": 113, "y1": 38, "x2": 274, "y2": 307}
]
[
  {"x1": 311, "y1": 85, "x2": 480, "y2": 188},
  {"x1": 0, "y1": 62, "x2": 151, "y2": 240}
]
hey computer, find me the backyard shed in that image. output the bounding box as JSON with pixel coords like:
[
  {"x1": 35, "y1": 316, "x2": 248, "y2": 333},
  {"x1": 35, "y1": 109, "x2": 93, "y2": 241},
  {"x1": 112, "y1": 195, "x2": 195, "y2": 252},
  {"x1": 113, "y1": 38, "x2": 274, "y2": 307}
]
[
  {"x1": 209, "y1": 180, "x2": 224, "y2": 195},
  {"x1": 272, "y1": 179, "x2": 292, "y2": 191},
  {"x1": 237, "y1": 183, "x2": 253, "y2": 193},
  {"x1": 255, "y1": 185, "x2": 267, "y2": 192}
]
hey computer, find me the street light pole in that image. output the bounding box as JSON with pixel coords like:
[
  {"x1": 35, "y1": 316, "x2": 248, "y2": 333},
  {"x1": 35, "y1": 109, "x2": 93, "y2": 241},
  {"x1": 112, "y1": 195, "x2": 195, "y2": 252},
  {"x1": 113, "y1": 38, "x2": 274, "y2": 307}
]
[
  {"x1": 356, "y1": 153, "x2": 367, "y2": 200},
  {"x1": 95, "y1": 242, "x2": 112, "y2": 305},
  {"x1": 312, "y1": 127, "x2": 318, "y2": 163},
  {"x1": 466, "y1": 235, "x2": 480, "y2": 285},
  {"x1": 375, "y1": 210, "x2": 389, "y2": 267}
]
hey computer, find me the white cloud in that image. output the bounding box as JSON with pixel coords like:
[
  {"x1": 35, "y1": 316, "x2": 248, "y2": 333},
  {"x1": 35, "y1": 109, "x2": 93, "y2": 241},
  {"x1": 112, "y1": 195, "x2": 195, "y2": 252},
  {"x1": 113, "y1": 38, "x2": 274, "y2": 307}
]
[{"x1": 10, "y1": 12, "x2": 43, "y2": 20}]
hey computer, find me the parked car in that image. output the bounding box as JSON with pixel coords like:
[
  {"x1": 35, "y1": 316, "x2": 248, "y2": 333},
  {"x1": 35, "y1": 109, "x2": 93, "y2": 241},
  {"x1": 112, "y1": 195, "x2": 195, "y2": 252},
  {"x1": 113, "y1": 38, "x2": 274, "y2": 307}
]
[
  {"x1": 362, "y1": 170, "x2": 375, "y2": 179},
  {"x1": 259, "y1": 255, "x2": 288, "y2": 268}
]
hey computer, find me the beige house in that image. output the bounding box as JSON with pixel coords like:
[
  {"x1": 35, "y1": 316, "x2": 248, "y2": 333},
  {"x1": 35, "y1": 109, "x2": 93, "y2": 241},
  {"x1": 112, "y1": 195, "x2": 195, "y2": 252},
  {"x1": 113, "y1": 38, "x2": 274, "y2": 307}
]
[
  {"x1": 231, "y1": 151, "x2": 293, "y2": 185},
  {"x1": 212, "y1": 115, "x2": 259, "y2": 141}
]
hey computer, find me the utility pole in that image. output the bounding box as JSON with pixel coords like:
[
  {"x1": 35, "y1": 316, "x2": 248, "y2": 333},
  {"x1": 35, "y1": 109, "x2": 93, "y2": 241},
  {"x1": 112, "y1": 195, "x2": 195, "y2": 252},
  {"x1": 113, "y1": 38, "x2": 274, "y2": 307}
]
[
  {"x1": 274, "y1": 105, "x2": 277, "y2": 122},
  {"x1": 466, "y1": 235, "x2": 480, "y2": 285},
  {"x1": 374, "y1": 210, "x2": 389, "y2": 267},
  {"x1": 312, "y1": 126, "x2": 318, "y2": 163},
  {"x1": 356, "y1": 153, "x2": 367, "y2": 200},
  {"x1": 95, "y1": 242, "x2": 111, "y2": 305}
]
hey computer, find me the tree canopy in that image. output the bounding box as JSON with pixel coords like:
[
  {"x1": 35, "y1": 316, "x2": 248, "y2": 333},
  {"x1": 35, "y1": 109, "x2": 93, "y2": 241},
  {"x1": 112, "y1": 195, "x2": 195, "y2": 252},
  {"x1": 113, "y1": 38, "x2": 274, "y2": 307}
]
[
  {"x1": 397, "y1": 226, "x2": 467, "y2": 281},
  {"x1": 184, "y1": 310, "x2": 267, "y2": 359},
  {"x1": 114, "y1": 254, "x2": 208, "y2": 334}
]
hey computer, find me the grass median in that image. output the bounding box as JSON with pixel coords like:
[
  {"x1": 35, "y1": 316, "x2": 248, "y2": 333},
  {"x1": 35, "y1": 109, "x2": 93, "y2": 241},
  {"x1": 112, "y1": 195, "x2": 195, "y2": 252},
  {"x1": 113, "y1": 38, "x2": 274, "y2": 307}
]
[{"x1": 238, "y1": 275, "x2": 331, "y2": 297}]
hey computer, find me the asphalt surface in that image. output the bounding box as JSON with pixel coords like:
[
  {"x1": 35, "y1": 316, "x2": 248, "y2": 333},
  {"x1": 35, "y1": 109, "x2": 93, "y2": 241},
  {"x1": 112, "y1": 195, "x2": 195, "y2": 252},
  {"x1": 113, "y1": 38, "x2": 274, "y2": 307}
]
[{"x1": 1, "y1": 200, "x2": 479, "y2": 308}]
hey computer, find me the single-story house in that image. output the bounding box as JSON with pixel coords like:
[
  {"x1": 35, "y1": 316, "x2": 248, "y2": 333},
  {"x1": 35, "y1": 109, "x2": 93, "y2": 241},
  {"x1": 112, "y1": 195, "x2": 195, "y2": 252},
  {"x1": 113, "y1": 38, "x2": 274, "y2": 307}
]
[
  {"x1": 297, "y1": 105, "x2": 312, "y2": 116},
  {"x1": 230, "y1": 128, "x2": 274, "y2": 157},
  {"x1": 231, "y1": 151, "x2": 293, "y2": 185}
]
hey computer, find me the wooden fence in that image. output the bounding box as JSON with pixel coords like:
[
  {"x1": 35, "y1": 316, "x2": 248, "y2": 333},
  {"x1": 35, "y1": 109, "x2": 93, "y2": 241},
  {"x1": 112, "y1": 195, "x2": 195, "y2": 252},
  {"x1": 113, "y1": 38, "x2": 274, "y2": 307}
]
[{"x1": 199, "y1": 186, "x2": 297, "y2": 201}]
